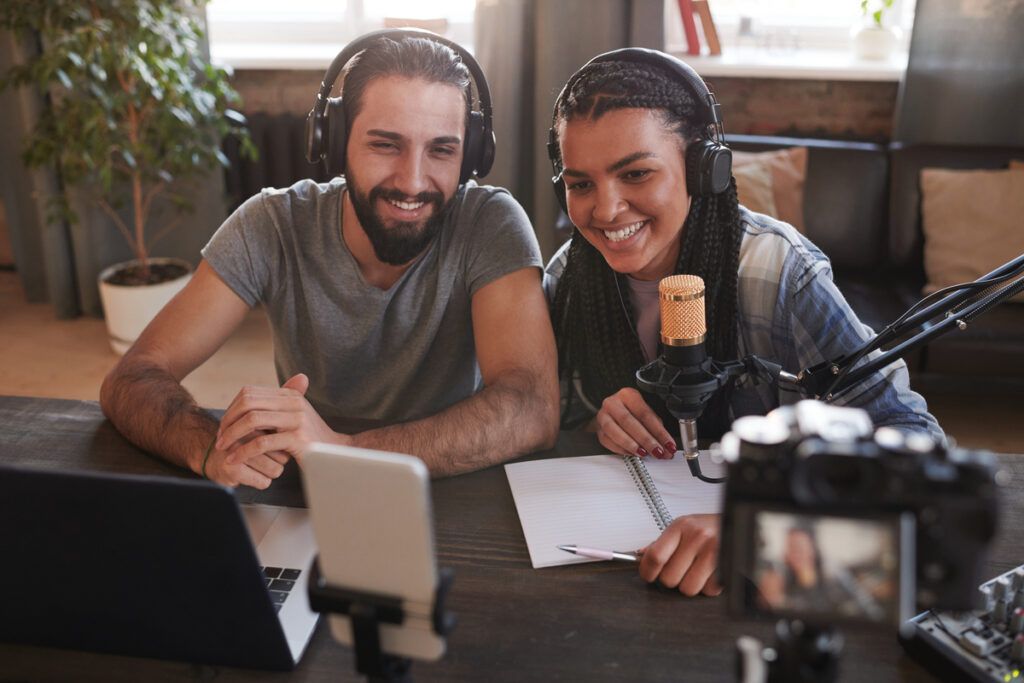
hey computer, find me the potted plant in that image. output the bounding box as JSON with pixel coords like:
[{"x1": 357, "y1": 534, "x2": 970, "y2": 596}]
[
  {"x1": 0, "y1": 0, "x2": 255, "y2": 353},
  {"x1": 853, "y1": 0, "x2": 902, "y2": 60}
]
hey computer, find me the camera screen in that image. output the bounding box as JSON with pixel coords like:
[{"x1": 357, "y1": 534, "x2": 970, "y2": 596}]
[{"x1": 744, "y1": 509, "x2": 913, "y2": 625}]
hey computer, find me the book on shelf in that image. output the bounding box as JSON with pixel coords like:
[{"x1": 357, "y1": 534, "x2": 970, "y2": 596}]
[
  {"x1": 693, "y1": 0, "x2": 722, "y2": 56},
  {"x1": 676, "y1": 0, "x2": 702, "y2": 56}
]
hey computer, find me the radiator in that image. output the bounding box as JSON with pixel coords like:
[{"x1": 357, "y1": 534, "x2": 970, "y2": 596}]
[{"x1": 222, "y1": 112, "x2": 332, "y2": 211}]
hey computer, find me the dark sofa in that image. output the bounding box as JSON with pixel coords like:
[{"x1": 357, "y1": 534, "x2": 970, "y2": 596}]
[{"x1": 728, "y1": 134, "x2": 1024, "y2": 380}]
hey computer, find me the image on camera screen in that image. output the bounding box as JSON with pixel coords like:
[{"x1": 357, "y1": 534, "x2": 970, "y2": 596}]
[{"x1": 749, "y1": 510, "x2": 911, "y2": 625}]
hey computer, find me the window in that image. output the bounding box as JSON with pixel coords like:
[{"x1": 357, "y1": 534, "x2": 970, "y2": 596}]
[
  {"x1": 206, "y1": 0, "x2": 476, "y2": 70},
  {"x1": 664, "y1": 0, "x2": 918, "y2": 80}
]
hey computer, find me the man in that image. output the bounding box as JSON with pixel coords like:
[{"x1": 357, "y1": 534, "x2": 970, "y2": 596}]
[{"x1": 101, "y1": 34, "x2": 559, "y2": 488}]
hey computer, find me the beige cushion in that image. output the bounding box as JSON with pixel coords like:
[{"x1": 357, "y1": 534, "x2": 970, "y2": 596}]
[
  {"x1": 920, "y1": 167, "x2": 1024, "y2": 303},
  {"x1": 732, "y1": 147, "x2": 808, "y2": 232},
  {"x1": 733, "y1": 162, "x2": 777, "y2": 218}
]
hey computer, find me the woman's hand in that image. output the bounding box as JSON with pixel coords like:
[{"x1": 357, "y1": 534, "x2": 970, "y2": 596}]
[
  {"x1": 639, "y1": 514, "x2": 723, "y2": 597},
  {"x1": 596, "y1": 388, "x2": 676, "y2": 459}
]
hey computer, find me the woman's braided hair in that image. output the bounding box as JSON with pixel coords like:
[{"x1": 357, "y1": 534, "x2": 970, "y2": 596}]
[{"x1": 550, "y1": 59, "x2": 743, "y2": 436}]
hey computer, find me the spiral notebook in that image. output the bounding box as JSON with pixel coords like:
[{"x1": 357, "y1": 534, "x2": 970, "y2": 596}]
[{"x1": 505, "y1": 454, "x2": 724, "y2": 568}]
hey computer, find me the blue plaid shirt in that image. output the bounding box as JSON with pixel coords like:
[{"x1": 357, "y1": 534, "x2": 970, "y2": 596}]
[{"x1": 543, "y1": 208, "x2": 944, "y2": 441}]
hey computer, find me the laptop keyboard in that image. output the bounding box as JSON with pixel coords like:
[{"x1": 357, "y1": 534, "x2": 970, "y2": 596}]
[{"x1": 262, "y1": 566, "x2": 302, "y2": 613}]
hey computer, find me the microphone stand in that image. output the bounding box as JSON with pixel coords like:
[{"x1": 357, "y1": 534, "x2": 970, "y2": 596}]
[
  {"x1": 785, "y1": 252, "x2": 1024, "y2": 400},
  {"x1": 638, "y1": 252, "x2": 1024, "y2": 483}
]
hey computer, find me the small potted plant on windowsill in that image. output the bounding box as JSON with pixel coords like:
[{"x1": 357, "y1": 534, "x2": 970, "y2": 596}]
[
  {"x1": 853, "y1": 0, "x2": 902, "y2": 60},
  {"x1": 0, "y1": 0, "x2": 256, "y2": 353}
]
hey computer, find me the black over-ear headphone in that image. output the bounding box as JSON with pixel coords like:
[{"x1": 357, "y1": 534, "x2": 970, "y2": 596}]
[
  {"x1": 547, "y1": 47, "x2": 732, "y2": 214},
  {"x1": 305, "y1": 28, "x2": 495, "y2": 185}
]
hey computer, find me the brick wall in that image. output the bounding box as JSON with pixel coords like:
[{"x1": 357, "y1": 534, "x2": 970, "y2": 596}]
[
  {"x1": 229, "y1": 70, "x2": 900, "y2": 142},
  {"x1": 706, "y1": 77, "x2": 899, "y2": 142}
]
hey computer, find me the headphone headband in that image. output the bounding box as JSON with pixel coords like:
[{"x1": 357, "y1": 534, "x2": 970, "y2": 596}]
[
  {"x1": 306, "y1": 28, "x2": 495, "y2": 183},
  {"x1": 585, "y1": 48, "x2": 722, "y2": 129},
  {"x1": 311, "y1": 28, "x2": 493, "y2": 127},
  {"x1": 548, "y1": 47, "x2": 731, "y2": 208}
]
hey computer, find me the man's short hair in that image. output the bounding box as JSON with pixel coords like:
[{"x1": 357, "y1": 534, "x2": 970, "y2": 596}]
[{"x1": 341, "y1": 36, "x2": 473, "y2": 135}]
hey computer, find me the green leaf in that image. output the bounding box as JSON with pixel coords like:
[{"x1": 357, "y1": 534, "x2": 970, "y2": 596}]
[
  {"x1": 0, "y1": 0, "x2": 254, "y2": 244},
  {"x1": 170, "y1": 106, "x2": 195, "y2": 126},
  {"x1": 88, "y1": 63, "x2": 107, "y2": 82},
  {"x1": 224, "y1": 109, "x2": 247, "y2": 126},
  {"x1": 240, "y1": 137, "x2": 259, "y2": 162}
]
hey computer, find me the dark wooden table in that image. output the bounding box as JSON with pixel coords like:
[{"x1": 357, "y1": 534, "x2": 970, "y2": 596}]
[{"x1": 1, "y1": 395, "x2": 1021, "y2": 682}]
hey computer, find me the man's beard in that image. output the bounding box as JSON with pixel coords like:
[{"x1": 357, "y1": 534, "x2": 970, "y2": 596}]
[{"x1": 347, "y1": 171, "x2": 454, "y2": 266}]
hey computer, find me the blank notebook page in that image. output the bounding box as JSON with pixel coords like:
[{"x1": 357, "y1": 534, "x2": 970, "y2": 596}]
[{"x1": 505, "y1": 454, "x2": 724, "y2": 568}]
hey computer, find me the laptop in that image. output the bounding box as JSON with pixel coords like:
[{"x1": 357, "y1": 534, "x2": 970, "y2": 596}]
[{"x1": 0, "y1": 464, "x2": 319, "y2": 670}]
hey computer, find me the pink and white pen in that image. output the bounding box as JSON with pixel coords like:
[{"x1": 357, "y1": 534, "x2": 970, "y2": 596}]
[{"x1": 557, "y1": 544, "x2": 641, "y2": 562}]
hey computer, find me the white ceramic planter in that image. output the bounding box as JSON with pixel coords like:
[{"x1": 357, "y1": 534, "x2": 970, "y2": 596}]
[
  {"x1": 852, "y1": 24, "x2": 901, "y2": 60},
  {"x1": 98, "y1": 257, "x2": 193, "y2": 355}
]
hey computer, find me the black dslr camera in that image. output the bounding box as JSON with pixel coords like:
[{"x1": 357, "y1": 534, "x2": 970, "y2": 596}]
[{"x1": 718, "y1": 400, "x2": 1000, "y2": 628}]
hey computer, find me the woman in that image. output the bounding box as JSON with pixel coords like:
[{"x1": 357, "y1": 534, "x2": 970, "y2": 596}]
[
  {"x1": 543, "y1": 49, "x2": 941, "y2": 596},
  {"x1": 756, "y1": 525, "x2": 833, "y2": 611}
]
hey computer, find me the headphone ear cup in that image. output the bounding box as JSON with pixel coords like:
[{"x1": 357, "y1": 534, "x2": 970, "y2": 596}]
[
  {"x1": 325, "y1": 96, "x2": 347, "y2": 176},
  {"x1": 305, "y1": 107, "x2": 324, "y2": 164},
  {"x1": 685, "y1": 139, "x2": 712, "y2": 196},
  {"x1": 478, "y1": 130, "x2": 496, "y2": 180},
  {"x1": 686, "y1": 140, "x2": 732, "y2": 196},
  {"x1": 708, "y1": 146, "x2": 732, "y2": 195},
  {"x1": 460, "y1": 111, "x2": 484, "y2": 184},
  {"x1": 546, "y1": 127, "x2": 567, "y2": 214},
  {"x1": 552, "y1": 176, "x2": 568, "y2": 215}
]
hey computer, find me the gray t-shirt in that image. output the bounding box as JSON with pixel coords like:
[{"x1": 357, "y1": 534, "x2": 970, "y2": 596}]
[{"x1": 202, "y1": 177, "x2": 542, "y2": 427}]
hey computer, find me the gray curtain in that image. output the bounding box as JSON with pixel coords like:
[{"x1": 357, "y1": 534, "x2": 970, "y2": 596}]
[
  {"x1": 0, "y1": 12, "x2": 229, "y2": 319},
  {"x1": 0, "y1": 30, "x2": 76, "y2": 315},
  {"x1": 893, "y1": 0, "x2": 1024, "y2": 146},
  {"x1": 475, "y1": 0, "x2": 663, "y2": 260}
]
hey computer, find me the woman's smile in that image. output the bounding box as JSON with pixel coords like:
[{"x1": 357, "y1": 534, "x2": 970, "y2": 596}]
[{"x1": 599, "y1": 219, "x2": 648, "y2": 244}]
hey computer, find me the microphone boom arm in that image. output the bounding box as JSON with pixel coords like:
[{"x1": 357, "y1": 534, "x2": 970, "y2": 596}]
[
  {"x1": 789, "y1": 252, "x2": 1024, "y2": 400},
  {"x1": 635, "y1": 251, "x2": 1024, "y2": 486}
]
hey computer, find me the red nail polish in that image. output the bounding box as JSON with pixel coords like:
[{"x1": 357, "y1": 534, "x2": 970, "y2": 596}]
[
  {"x1": 653, "y1": 447, "x2": 666, "y2": 459},
  {"x1": 664, "y1": 440, "x2": 677, "y2": 452},
  {"x1": 636, "y1": 447, "x2": 649, "y2": 457}
]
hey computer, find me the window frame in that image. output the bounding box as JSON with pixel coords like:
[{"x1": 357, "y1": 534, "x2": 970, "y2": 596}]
[{"x1": 205, "y1": 0, "x2": 475, "y2": 70}]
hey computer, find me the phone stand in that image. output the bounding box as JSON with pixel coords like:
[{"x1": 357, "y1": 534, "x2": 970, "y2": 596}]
[
  {"x1": 736, "y1": 619, "x2": 843, "y2": 683},
  {"x1": 307, "y1": 557, "x2": 457, "y2": 683}
]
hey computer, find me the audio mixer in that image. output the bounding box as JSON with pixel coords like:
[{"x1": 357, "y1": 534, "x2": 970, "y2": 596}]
[{"x1": 901, "y1": 564, "x2": 1024, "y2": 682}]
